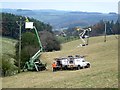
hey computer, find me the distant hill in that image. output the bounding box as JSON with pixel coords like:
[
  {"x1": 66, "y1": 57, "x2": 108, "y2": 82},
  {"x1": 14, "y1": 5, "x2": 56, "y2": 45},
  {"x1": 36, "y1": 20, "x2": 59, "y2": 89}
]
[{"x1": 1, "y1": 9, "x2": 118, "y2": 29}]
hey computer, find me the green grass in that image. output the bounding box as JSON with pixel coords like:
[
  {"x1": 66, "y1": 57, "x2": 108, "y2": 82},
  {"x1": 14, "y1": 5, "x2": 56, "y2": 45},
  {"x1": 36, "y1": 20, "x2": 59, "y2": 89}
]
[
  {"x1": 56, "y1": 36, "x2": 79, "y2": 43},
  {"x1": 1, "y1": 37, "x2": 17, "y2": 65},
  {"x1": 2, "y1": 35, "x2": 118, "y2": 88},
  {"x1": 0, "y1": 37, "x2": 17, "y2": 89},
  {"x1": 1, "y1": 37, "x2": 17, "y2": 56}
]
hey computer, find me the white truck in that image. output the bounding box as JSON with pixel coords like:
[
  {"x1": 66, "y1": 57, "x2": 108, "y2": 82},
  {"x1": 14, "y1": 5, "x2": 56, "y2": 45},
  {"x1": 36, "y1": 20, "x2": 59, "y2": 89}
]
[
  {"x1": 67, "y1": 55, "x2": 90, "y2": 70},
  {"x1": 54, "y1": 55, "x2": 90, "y2": 70},
  {"x1": 54, "y1": 57, "x2": 68, "y2": 70}
]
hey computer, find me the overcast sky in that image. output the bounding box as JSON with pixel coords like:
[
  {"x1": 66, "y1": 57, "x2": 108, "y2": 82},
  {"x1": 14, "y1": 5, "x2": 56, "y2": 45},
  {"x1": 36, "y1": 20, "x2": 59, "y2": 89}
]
[{"x1": 1, "y1": 0, "x2": 119, "y2": 13}]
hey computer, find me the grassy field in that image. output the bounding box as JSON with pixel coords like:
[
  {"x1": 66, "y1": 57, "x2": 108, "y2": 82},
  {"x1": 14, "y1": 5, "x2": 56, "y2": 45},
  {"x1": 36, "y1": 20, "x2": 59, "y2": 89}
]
[
  {"x1": 0, "y1": 37, "x2": 17, "y2": 89},
  {"x1": 2, "y1": 35, "x2": 118, "y2": 88},
  {"x1": 1, "y1": 37, "x2": 17, "y2": 56}
]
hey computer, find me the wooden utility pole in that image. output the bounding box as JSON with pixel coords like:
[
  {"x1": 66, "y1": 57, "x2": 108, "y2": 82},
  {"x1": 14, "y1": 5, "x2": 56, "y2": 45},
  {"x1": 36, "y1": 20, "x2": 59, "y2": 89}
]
[
  {"x1": 104, "y1": 21, "x2": 107, "y2": 42},
  {"x1": 87, "y1": 30, "x2": 90, "y2": 45},
  {"x1": 16, "y1": 17, "x2": 23, "y2": 73}
]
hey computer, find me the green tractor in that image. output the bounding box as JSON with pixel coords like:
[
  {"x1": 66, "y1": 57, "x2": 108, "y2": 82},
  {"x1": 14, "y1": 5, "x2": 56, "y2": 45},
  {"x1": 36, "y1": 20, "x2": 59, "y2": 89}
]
[{"x1": 23, "y1": 19, "x2": 46, "y2": 71}]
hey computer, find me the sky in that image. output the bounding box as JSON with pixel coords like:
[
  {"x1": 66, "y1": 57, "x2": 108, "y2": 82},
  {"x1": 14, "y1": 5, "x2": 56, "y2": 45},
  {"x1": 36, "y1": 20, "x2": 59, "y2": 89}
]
[{"x1": 1, "y1": 0, "x2": 120, "y2": 13}]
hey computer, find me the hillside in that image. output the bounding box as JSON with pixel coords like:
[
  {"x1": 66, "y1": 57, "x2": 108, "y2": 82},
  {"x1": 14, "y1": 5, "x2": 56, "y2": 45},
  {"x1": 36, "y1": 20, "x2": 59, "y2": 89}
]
[
  {"x1": 2, "y1": 35, "x2": 118, "y2": 88},
  {"x1": 1, "y1": 37, "x2": 17, "y2": 56},
  {"x1": 1, "y1": 13, "x2": 52, "y2": 39},
  {"x1": 1, "y1": 37, "x2": 17, "y2": 89}
]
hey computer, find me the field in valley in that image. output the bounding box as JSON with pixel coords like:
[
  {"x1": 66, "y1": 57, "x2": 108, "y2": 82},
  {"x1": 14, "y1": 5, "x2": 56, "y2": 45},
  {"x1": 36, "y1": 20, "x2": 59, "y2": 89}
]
[{"x1": 2, "y1": 35, "x2": 118, "y2": 88}]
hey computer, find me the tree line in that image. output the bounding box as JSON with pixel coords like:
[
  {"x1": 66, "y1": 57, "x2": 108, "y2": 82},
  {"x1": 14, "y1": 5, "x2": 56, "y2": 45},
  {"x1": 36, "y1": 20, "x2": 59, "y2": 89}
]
[
  {"x1": 1, "y1": 13, "x2": 53, "y2": 39},
  {"x1": 90, "y1": 20, "x2": 120, "y2": 36},
  {"x1": 61, "y1": 20, "x2": 120, "y2": 37}
]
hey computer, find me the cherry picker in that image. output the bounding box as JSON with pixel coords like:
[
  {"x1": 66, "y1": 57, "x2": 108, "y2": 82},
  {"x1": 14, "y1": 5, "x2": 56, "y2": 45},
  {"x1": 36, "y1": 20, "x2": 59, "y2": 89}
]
[
  {"x1": 23, "y1": 18, "x2": 46, "y2": 71},
  {"x1": 76, "y1": 27, "x2": 91, "y2": 46}
]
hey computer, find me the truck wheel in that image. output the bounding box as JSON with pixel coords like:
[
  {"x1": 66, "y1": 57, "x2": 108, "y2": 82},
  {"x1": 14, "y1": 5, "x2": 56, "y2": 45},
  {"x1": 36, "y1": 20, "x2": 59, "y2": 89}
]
[
  {"x1": 86, "y1": 64, "x2": 90, "y2": 68},
  {"x1": 77, "y1": 65, "x2": 81, "y2": 70},
  {"x1": 64, "y1": 66, "x2": 67, "y2": 70}
]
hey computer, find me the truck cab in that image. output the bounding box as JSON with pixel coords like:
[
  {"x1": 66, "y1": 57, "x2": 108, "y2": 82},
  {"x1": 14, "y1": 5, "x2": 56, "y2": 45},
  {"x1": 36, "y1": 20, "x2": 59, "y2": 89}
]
[
  {"x1": 74, "y1": 57, "x2": 90, "y2": 69},
  {"x1": 67, "y1": 55, "x2": 90, "y2": 70}
]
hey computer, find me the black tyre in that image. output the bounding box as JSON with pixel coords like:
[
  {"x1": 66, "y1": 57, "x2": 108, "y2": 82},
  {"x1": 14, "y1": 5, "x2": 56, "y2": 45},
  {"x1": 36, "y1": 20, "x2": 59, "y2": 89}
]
[
  {"x1": 64, "y1": 66, "x2": 67, "y2": 70},
  {"x1": 77, "y1": 65, "x2": 81, "y2": 70},
  {"x1": 86, "y1": 63, "x2": 90, "y2": 68}
]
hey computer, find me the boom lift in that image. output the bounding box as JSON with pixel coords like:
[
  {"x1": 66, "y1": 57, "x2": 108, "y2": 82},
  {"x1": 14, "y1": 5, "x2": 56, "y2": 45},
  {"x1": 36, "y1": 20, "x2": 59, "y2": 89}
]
[
  {"x1": 77, "y1": 27, "x2": 91, "y2": 46},
  {"x1": 23, "y1": 18, "x2": 46, "y2": 71}
]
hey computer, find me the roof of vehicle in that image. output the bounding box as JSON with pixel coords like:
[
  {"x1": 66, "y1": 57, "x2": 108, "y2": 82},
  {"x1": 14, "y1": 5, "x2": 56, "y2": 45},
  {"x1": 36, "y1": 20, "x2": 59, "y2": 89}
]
[{"x1": 54, "y1": 55, "x2": 85, "y2": 61}]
